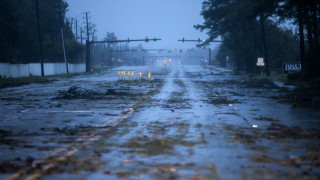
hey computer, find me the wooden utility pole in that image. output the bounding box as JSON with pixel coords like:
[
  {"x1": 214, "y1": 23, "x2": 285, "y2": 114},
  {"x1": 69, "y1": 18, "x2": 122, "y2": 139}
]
[
  {"x1": 75, "y1": 19, "x2": 78, "y2": 40},
  {"x1": 80, "y1": 27, "x2": 83, "y2": 45},
  {"x1": 35, "y1": 0, "x2": 44, "y2": 76},
  {"x1": 85, "y1": 12, "x2": 91, "y2": 72},
  {"x1": 259, "y1": 0, "x2": 270, "y2": 76},
  {"x1": 59, "y1": 2, "x2": 69, "y2": 74}
]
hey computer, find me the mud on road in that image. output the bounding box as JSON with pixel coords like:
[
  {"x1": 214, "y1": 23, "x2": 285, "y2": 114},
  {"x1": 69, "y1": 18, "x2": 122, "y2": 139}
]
[{"x1": 1, "y1": 65, "x2": 320, "y2": 180}]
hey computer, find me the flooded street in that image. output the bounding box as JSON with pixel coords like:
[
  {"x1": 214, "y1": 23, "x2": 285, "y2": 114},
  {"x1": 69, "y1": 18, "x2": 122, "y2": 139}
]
[{"x1": 1, "y1": 65, "x2": 320, "y2": 180}]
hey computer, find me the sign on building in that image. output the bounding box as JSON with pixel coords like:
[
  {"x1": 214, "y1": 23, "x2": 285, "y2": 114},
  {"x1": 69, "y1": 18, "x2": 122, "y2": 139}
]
[
  {"x1": 282, "y1": 63, "x2": 301, "y2": 73},
  {"x1": 256, "y1": 58, "x2": 265, "y2": 66}
]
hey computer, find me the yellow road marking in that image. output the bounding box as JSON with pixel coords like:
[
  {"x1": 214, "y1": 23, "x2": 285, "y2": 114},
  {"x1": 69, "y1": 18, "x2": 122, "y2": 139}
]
[{"x1": 5, "y1": 101, "x2": 141, "y2": 180}]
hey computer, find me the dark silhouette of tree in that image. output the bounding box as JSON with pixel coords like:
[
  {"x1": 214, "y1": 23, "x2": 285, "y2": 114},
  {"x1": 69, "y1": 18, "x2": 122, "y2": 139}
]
[
  {"x1": 195, "y1": 0, "x2": 309, "y2": 77},
  {"x1": 0, "y1": 0, "x2": 83, "y2": 64}
]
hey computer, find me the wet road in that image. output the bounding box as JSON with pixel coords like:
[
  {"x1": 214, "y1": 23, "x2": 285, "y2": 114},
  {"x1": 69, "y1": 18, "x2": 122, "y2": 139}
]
[{"x1": 1, "y1": 65, "x2": 320, "y2": 180}]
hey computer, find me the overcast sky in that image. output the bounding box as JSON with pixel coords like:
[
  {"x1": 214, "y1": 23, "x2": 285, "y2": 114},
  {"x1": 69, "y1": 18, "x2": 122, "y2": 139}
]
[{"x1": 65, "y1": 0, "x2": 217, "y2": 49}]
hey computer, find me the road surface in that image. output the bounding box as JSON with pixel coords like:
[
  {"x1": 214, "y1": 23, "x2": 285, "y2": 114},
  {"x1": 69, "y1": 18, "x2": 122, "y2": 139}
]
[{"x1": 1, "y1": 65, "x2": 320, "y2": 180}]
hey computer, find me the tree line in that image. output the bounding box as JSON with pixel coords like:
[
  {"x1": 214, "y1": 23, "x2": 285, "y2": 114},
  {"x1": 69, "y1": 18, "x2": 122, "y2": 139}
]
[
  {"x1": 196, "y1": 0, "x2": 320, "y2": 80},
  {"x1": 0, "y1": 0, "x2": 83, "y2": 64}
]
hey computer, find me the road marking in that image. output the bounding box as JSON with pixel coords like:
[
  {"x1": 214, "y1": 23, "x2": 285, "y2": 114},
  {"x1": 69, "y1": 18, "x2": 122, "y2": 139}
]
[{"x1": 5, "y1": 101, "x2": 141, "y2": 180}]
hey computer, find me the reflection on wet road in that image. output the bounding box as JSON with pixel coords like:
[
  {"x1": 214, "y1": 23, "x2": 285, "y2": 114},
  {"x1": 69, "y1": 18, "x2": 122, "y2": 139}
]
[{"x1": 1, "y1": 65, "x2": 320, "y2": 179}]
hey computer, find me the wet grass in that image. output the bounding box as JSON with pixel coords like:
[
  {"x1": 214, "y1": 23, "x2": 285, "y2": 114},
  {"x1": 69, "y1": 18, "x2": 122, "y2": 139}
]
[
  {"x1": 163, "y1": 89, "x2": 191, "y2": 109},
  {"x1": 0, "y1": 76, "x2": 52, "y2": 88},
  {"x1": 166, "y1": 98, "x2": 190, "y2": 104},
  {"x1": 208, "y1": 97, "x2": 241, "y2": 105},
  {"x1": 218, "y1": 120, "x2": 320, "y2": 179},
  {"x1": 215, "y1": 112, "x2": 241, "y2": 116},
  {"x1": 173, "y1": 79, "x2": 186, "y2": 87},
  {"x1": 122, "y1": 136, "x2": 200, "y2": 156},
  {"x1": 55, "y1": 86, "x2": 139, "y2": 100},
  {"x1": 254, "y1": 116, "x2": 280, "y2": 122},
  {"x1": 277, "y1": 86, "x2": 320, "y2": 109},
  {"x1": 0, "y1": 72, "x2": 88, "y2": 89},
  {"x1": 0, "y1": 161, "x2": 21, "y2": 173},
  {"x1": 43, "y1": 156, "x2": 105, "y2": 174},
  {"x1": 195, "y1": 78, "x2": 281, "y2": 91}
]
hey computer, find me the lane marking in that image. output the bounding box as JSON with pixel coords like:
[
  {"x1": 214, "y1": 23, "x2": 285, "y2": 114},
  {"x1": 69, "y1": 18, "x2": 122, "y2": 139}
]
[{"x1": 5, "y1": 101, "x2": 140, "y2": 180}]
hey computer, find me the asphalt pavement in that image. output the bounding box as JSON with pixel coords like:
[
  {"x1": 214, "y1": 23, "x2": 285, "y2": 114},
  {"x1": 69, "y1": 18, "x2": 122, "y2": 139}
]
[{"x1": 1, "y1": 65, "x2": 319, "y2": 180}]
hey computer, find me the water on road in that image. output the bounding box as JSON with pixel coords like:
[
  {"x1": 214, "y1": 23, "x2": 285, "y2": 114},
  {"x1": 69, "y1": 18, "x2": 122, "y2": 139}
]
[{"x1": 1, "y1": 65, "x2": 319, "y2": 180}]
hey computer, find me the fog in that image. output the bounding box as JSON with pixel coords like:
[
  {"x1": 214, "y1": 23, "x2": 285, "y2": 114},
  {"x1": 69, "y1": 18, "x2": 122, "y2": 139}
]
[{"x1": 65, "y1": 0, "x2": 217, "y2": 50}]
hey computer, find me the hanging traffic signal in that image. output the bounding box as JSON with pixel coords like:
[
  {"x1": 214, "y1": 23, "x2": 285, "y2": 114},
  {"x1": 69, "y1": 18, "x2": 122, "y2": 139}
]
[
  {"x1": 145, "y1": 37, "x2": 149, "y2": 42},
  {"x1": 182, "y1": 38, "x2": 185, "y2": 43},
  {"x1": 127, "y1": 38, "x2": 130, "y2": 43}
]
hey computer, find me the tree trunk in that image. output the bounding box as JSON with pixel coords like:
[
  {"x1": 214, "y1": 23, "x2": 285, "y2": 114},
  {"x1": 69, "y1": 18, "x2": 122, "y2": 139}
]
[
  {"x1": 298, "y1": 4, "x2": 306, "y2": 78},
  {"x1": 306, "y1": 21, "x2": 314, "y2": 48},
  {"x1": 312, "y1": 4, "x2": 318, "y2": 45},
  {"x1": 259, "y1": 10, "x2": 270, "y2": 76},
  {"x1": 302, "y1": 5, "x2": 314, "y2": 49},
  {"x1": 235, "y1": 50, "x2": 241, "y2": 71}
]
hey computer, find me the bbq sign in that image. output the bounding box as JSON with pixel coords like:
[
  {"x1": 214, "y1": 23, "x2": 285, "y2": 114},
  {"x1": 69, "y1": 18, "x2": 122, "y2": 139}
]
[{"x1": 283, "y1": 63, "x2": 301, "y2": 73}]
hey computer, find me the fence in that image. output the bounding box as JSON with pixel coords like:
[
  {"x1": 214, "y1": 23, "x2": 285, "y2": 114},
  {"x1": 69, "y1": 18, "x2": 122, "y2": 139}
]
[{"x1": 0, "y1": 63, "x2": 86, "y2": 78}]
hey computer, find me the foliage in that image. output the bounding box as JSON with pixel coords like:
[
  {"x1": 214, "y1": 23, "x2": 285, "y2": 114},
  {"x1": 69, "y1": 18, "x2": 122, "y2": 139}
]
[
  {"x1": 196, "y1": 0, "x2": 318, "y2": 79},
  {"x1": 276, "y1": 0, "x2": 320, "y2": 79},
  {"x1": 0, "y1": 0, "x2": 83, "y2": 64}
]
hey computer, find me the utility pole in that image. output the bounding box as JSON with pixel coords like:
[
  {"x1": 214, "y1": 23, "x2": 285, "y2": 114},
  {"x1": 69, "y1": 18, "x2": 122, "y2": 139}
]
[
  {"x1": 80, "y1": 27, "x2": 83, "y2": 45},
  {"x1": 208, "y1": 48, "x2": 212, "y2": 65},
  {"x1": 75, "y1": 19, "x2": 78, "y2": 41},
  {"x1": 70, "y1": 17, "x2": 73, "y2": 32},
  {"x1": 35, "y1": 0, "x2": 44, "y2": 76},
  {"x1": 59, "y1": 1, "x2": 69, "y2": 74},
  {"x1": 178, "y1": 38, "x2": 221, "y2": 66},
  {"x1": 85, "y1": 12, "x2": 90, "y2": 41},
  {"x1": 259, "y1": 0, "x2": 270, "y2": 76},
  {"x1": 85, "y1": 12, "x2": 91, "y2": 72}
]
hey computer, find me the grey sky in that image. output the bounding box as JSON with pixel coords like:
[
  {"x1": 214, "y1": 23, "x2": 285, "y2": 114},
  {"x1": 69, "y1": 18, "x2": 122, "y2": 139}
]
[{"x1": 65, "y1": 0, "x2": 215, "y2": 49}]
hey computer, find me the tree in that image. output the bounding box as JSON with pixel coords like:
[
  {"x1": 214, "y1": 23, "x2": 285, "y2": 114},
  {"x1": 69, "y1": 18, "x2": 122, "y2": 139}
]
[
  {"x1": 0, "y1": 0, "x2": 84, "y2": 64},
  {"x1": 195, "y1": 0, "x2": 300, "y2": 76},
  {"x1": 277, "y1": 0, "x2": 320, "y2": 79},
  {"x1": 0, "y1": 1, "x2": 19, "y2": 62},
  {"x1": 104, "y1": 32, "x2": 117, "y2": 48}
]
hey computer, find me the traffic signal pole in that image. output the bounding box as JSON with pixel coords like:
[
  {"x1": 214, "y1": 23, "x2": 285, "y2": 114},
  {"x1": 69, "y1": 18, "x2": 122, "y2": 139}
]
[
  {"x1": 86, "y1": 38, "x2": 161, "y2": 71},
  {"x1": 177, "y1": 38, "x2": 222, "y2": 66}
]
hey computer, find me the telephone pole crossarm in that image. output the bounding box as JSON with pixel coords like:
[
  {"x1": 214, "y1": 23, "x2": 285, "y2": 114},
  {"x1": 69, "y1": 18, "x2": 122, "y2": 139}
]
[
  {"x1": 91, "y1": 38, "x2": 161, "y2": 44},
  {"x1": 177, "y1": 39, "x2": 222, "y2": 43}
]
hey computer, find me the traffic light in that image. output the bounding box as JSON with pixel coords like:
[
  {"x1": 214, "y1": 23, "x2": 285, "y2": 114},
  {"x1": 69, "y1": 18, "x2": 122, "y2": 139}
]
[
  {"x1": 198, "y1": 38, "x2": 200, "y2": 43},
  {"x1": 145, "y1": 37, "x2": 149, "y2": 42},
  {"x1": 127, "y1": 38, "x2": 130, "y2": 43},
  {"x1": 182, "y1": 38, "x2": 185, "y2": 43}
]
